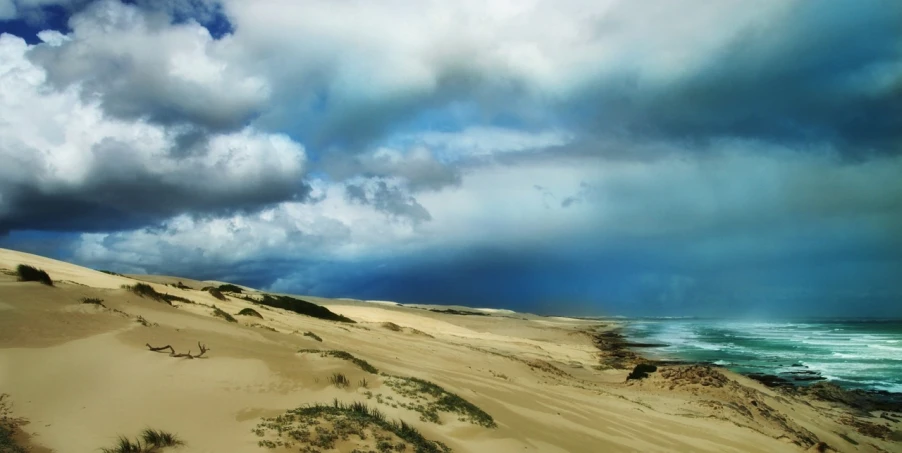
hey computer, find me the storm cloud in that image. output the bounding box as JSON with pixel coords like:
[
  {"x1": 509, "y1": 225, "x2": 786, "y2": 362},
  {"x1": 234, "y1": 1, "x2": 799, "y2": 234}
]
[{"x1": 1, "y1": 0, "x2": 900, "y2": 316}]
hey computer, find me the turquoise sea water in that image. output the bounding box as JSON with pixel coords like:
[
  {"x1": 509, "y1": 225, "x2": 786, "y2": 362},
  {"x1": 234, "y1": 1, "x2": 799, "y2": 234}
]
[{"x1": 621, "y1": 319, "x2": 902, "y2": 393}]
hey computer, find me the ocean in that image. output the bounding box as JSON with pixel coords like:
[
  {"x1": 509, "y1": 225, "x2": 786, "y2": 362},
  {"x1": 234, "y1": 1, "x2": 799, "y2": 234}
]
[{"x1": 621, "y1": 319, "x2": 902, "y2": 393}]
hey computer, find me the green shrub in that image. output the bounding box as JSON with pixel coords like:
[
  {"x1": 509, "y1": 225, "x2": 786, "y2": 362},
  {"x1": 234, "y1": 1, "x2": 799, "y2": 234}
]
[
  {"x1": 207, "y1": 288, "x2": 227, "y2": 301},
  {"x1": 16, "y1": 264, "x2": 52, "y2": 286},
  {"x1": 218, "y1": 284, "x2": 243, "y2": 293},
  {"x1": 258, "y1": 294, "x2": 355, "y2": 323},
  {"x1": 237, "y1": 308, "x2": 263, "y2": 318}
]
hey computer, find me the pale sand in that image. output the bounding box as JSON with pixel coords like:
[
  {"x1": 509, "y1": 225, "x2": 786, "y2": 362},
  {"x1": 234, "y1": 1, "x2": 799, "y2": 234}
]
[{"x1": 1, "y1": 248, "x2": 899, "y2": 452}]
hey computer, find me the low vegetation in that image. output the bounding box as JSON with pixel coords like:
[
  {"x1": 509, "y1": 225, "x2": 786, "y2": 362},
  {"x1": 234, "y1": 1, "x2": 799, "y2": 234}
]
[
  {"x1": 123, "y1": 283, "x2": 196, "y2": 305},
  {"x1": 258, "y1": 294, "x2": 355, "y2": 323},
  {"x1": 626, "y1": 363, "x2": 658, "y2": 381},
  {"x1": 217, "y1": 284, "x2": 244, "y2": 293},
  {"x1": 99, "y1": 428, "x2": 183, "y2": 453},
  {"x1": 383, "y1": 375, "x2": 496, "y2": 428},
  {"x1": 381, "y1": 322, "x2": 403, "y2": 332},
  {"x1": 1, "y1": 394, "x2": 27, "y2": 453},
  {"x1": 302, "y1": 331, "x2": 323, "y2": 342},
  {"x1": 329, "y1": 372, "x2": 351, "y2": 388},
  {"x1": 206, "y1": 288, "x2": 227, "y2": 301},
  {"x1": 212, "y1": 306, "x2": 238, "y2": 323},
  {"x1": 16, "y1": 264, "x2": 53, "y2": 286},
  {"x1": 298, "y1": 349, "x2": 378, "y2": 374},
  {"x1": 253, "y1": 399, "x2": 452, "y2": 453},
  {"x1": 98, "y1": 269, "x2": 124, "y2": 277},
  {"x1": 428, "y1": 308, "x2": 488, "y2": 316},
  {"x1": 81, "y1": 297, "x2": 105, "y2": 306},
  {"x1": 237, "y1": 307, "x2": 263, "y2": 318},
  {"x1": 250, "y1": 323, "x2": 278, "y2": 332}
]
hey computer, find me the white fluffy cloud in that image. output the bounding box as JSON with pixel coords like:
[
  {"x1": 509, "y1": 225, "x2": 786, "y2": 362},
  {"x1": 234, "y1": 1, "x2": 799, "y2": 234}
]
[
  {"x1": 0, "y1": 32, "x2": 305, "y2": 230},
  {"x1": 28, "y1": 0, "x2": 268, "y2": 129}
]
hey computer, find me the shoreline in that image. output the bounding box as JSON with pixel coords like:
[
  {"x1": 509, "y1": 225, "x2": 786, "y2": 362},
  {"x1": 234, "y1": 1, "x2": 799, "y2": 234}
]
[{"x1": 595, "y1": 322, "x2": 902, "y2": 409}]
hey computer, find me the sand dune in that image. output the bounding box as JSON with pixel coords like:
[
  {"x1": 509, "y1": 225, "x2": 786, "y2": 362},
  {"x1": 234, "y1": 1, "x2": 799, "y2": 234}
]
[{"x1": 1, "y1": 248, "x2": 899, "y2": 452}]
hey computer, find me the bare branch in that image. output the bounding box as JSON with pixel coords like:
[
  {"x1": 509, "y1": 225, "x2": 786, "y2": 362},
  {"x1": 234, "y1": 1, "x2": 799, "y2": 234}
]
[
  {"x1": 146, "y1": 342, "x2": 210, "y2": 359},
  {"x1": 146, "y1": 343, "x2": 175, "y2": 354}
]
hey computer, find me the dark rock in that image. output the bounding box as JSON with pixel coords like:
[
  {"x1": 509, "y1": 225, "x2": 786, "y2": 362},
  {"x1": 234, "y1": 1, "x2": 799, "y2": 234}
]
[
  {"x1": 626, "y1": 363, "x2": 658, "y2": 381},
  {"x1": 747, "y1": 373, "x2": 795, "y2": 388}
]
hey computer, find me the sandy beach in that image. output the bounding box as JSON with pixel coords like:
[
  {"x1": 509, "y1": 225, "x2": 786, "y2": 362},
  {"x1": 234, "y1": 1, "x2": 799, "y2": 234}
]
[{"x1": 1, "y1": 247, "x2": 900, "y2": 452}]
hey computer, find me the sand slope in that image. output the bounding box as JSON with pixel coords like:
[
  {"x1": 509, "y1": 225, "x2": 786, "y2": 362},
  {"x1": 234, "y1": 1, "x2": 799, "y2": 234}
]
[{"x1": 1, "y1": 248, "x2": 900, "y2": 452}]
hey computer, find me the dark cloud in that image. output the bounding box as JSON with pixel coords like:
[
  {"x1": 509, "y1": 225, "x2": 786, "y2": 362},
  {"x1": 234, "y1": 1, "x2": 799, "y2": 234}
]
[
  {"x1": 0, "y1": 168, "x2": 312, "y2": 233},
  {"x1": 569, "y1": 2, "x2": 902, "y2": 152},
  {"x1": 344, "y1": 181, "x2": 431, "y2": 224}
]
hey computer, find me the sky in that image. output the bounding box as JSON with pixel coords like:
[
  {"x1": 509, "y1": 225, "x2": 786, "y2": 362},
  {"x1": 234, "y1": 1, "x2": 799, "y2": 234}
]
[{"x1": 0, "y1": 0, "x2": 900, "y2": 317}]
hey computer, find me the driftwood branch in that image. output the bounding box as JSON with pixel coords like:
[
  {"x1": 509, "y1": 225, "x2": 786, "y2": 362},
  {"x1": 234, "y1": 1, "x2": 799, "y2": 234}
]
[{"x1": 145, "y1": 342, "x2": 210, "y2": 359}]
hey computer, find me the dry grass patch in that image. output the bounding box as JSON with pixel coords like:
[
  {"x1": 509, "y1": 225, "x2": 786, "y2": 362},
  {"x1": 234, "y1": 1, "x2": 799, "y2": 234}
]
[{"x1": 254, "y1": 400, "x2": 451, "y2": 453}]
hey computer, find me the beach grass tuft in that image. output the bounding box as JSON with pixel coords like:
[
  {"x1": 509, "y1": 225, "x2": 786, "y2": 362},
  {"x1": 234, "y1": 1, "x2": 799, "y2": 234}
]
[
  {"x1": 297, "y1": 349, "x2": 378, "y2": 374},
  {"x1": 81, "y1": 297, "x2": 105, "y2": 306},
  {"x1": 16, "y1": 264, "x2": 53, "y2": 286},
  {"x1": 212, "y1": 306, "x2": 238, "y2": 323},
  {"x1": 329, "y1": 372, "x2": 351, "y2": 388},
  {"x1": 302, "y1": 331, "x2": 323, "y2": 342},
  {"x1": 99, "y1": 428, "x2": 183, "y2": 453}
]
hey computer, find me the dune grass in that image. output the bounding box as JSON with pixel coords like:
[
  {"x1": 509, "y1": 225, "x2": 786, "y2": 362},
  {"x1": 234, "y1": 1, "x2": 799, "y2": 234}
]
[
  {"x1": 384, "y1": 375, "x2": 496, "y2": 428},
  {"x1": 212, "y1": 306, "x2": 238, "y2": 323},
  {"x1": 98, "y1": 269, "x2": 124, "y2": 277},
  {"x1": 302, "y1": 331, "x2": 323, "y2": 342},
  {"x1": 123, "y1": 283, "x2": 195, "y2": 305},
  {"x1": 206, "y1": 288, "x2": 227, "y2": 301},
  {"x1": 100, "y1": 428, "x2": 183, "y2": 453},
  {"x1": 258, "y1": 294, "x2": 355, "y2": 323},
  {"x1": 16, "y1": 264, "x2": 53, "y2": 286},
  {"x1": 329, "y1": 372, "x2": 351, "y2": 388},
  {"x1": 382, "y1": 322, "x2": 403, "y2": 332},
  {"x1": 0, "y1": 394, "x2": 27, "y2": 453},
  {"x1": 81, "y1": 297, "x2": 105, "y2": 306},
  {"x1": 298, "y1": 349, "x2": 378, "y2": 374},
  {"x1": 254, "y1": 399, "x2": 451, "y2": 453},
  {"x1": 237, "y1": 307, "x2": 263, "y2": 318}
]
